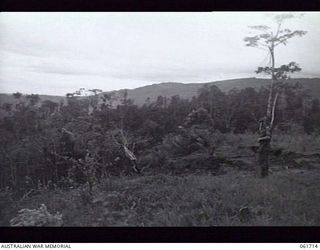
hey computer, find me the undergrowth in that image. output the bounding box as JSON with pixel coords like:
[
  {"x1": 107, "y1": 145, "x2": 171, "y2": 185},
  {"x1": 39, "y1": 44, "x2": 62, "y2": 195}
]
[
  {"x1": 2, "y1": 168, "x2": 320, "y2": 226},
  {"x1": 2, "y1": 132, "x2": 319, "y2": 226}
]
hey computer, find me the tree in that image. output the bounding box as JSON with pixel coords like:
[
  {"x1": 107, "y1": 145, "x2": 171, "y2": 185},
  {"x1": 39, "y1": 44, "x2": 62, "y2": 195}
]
[
  {"x1": 304, "y1": 98, "x2": 320, "y2": 134},
  {"x1": 197, "y1": 84, "x2": 226, "y2": 130},
  {"x1": 25, "y1": 94, "x2": 40, "y2": 107},
  {"x1": 111, "y1": 128, "x2": 140, "y2": 173},
  {"x1": 244, "y1": 13, "x2": 307, "y2": 177},
  {"x1": 230, "y1": 88, "x2": 262, "y2": 133},
  {"x1": 87, "y1": 89, "x2": 102, "y2": 115},
  {"x1": 13, "y1": 92, "x2": 23, "y2": 99}
]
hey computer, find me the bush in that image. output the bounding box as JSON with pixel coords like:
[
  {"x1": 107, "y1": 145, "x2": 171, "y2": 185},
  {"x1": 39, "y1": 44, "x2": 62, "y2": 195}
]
[{"x1": 10, "y1": 204, "x2": 63, "y2": 226}]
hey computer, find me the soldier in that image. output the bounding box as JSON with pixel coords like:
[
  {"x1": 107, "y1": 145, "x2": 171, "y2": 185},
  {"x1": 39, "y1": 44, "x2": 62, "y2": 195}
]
[{"x1": 257, "y1": 117, "x2": 271, "y2": 178}]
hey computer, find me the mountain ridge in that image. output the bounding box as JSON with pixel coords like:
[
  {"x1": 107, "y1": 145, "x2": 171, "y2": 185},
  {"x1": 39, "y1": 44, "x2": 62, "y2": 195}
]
[
  {"x1": 125, "y1": 77, "x2": 320, "y2": 105},
  {"x1": 1, "y1": 77, "x2": 319, "y2": 106}
]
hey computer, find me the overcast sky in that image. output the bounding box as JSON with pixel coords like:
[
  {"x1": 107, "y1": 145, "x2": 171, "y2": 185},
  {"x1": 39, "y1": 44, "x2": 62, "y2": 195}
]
[{"x1": 0, "y1": 12, "x2": 319, "y2": 96}]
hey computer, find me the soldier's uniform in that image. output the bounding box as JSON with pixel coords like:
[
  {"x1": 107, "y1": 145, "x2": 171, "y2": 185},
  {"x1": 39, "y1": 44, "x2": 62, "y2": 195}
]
[{"x1": 257, "y1": 118, "x2": 271, "y2": 178}]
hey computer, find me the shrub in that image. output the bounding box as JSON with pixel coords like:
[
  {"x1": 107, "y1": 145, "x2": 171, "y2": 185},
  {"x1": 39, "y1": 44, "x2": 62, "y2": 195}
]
[{"x1": 10, "y1": 204, "x2": 63, "y2": 226}]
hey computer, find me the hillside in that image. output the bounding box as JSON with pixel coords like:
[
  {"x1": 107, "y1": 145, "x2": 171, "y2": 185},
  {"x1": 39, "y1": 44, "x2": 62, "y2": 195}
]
[
  {"x1": 125, "y1": 78, "x2": 320, "y2": 105},
  {"x1": 1, "y1": 77, "x2": 320, "y2": 227},
  {"x1": 0, "y1": 94, "x2": 65, "y2": 106},
  {"x1": 0, "y1": 78, "x2": 319, "y2": 106}
]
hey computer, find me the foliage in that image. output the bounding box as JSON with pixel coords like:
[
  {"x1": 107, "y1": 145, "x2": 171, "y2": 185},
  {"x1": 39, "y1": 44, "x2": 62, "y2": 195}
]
[
  {"x1": 0, "y1": 12, "x2": 318, "y2": 227},
  {"x1": 244, "y1": 14, "x2": 309, "y2": 177},
  {"x1": 10, "y1": 204, "x2": 63, "y2": 226},
  {"x1": 0, "y1": 80, "x2": 319, "y2": 190},
  {"x1": 244, "y1": 14, "x2": 308, "y2": 123},
  {"x1": 4, "y1": 167, "x2": 320, "y2": 226}
]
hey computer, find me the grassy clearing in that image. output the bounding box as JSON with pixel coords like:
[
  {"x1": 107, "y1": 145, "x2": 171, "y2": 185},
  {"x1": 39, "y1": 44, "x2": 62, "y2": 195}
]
[
  {"x1": 1, "y1": 132, "x2": 319, "y2": 226},
  {"x1": 2, "y1": 168, "x2": 320, "y2": 226}
]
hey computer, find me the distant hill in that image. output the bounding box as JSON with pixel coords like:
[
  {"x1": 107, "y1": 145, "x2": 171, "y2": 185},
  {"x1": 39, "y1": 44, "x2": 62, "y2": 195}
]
[
  {"x1": 124, "y1": 77, "x2": 320, "y2": 106},
  {"x1": 0, "y1": 94, "x2": 65, "y2": 105},
  {"x1": 0, "y1": 78, "x2": 319, "y2": 107}
]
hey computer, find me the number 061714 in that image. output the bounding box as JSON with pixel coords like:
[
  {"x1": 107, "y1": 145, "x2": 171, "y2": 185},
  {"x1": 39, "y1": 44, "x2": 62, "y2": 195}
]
[{"x1": 300, "y1": 244, "x2": 318, "y2": 248}]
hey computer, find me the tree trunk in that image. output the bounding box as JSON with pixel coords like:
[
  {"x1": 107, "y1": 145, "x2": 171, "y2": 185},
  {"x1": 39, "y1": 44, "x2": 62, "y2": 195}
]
[
  {"x1": 257, "y1": 45, "x2": 275, "y2": 178},
  {"x1": 123, "y1": 145, "x2": 140, "y2": 173},
  {"x1": 266, "y1": 45, "x2": 275, "y2": 123}
]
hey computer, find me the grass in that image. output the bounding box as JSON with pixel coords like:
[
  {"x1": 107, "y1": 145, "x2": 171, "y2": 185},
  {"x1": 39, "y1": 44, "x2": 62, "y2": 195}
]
[
  {"x1": 1, "y1": 132, "x2": 319, "y2": 226},
  {"x1": 272, "y1": 133, "x2": 320, "y2": 154},
  {"x1": 213, "y1": 131, "x2": 320, "y2": 153},
  {"x1": 2, "y1": 168, "x2": 320, "y2": 226}
]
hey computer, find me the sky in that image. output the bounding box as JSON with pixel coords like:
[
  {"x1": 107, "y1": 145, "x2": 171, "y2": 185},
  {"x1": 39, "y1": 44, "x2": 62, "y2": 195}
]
[{"x1": 0, "y1": 12, "x2": 319, "y2": 96}]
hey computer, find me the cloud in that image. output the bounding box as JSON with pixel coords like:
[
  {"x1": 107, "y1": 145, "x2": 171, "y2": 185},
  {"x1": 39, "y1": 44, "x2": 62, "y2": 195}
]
[
  {"x1": 0, "y1": 12, "x2": 319, "y2": 95},
  {"x1": 29, "y1": 60, "x2": 110, "y2": 77}
]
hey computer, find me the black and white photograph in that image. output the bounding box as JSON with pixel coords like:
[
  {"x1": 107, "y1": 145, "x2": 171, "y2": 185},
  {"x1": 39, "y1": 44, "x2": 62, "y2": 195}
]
[{"x1": 0, "y1": 12, "x2": 320, "y2": 228}]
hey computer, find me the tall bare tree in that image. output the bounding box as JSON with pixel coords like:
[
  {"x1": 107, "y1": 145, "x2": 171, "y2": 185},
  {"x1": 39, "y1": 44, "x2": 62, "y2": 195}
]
[{"x1": 244, "y1": 13, "x2": 307, "y2": 177}]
